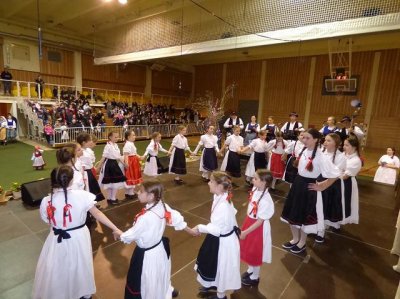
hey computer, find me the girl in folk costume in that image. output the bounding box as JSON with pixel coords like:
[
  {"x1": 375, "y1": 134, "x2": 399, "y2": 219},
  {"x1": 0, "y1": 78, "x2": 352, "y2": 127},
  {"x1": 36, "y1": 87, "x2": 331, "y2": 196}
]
[
  {"x1": 260, "y1": 116, "x2": 278, "y2": 142},
  {"x1": 143, "y1": 132, "x2": 169, "y2": 176},
  {"x1": 283, "y1": 131, "x2": 305, "y2": 187},
  {"x1": 123, "y1": 130, "x2": 144, "y2": 199},
  {"x1": 32, "y1": 166, "x2": 121, "y2": 299},
  {"x1": 193, "y1": 172, "x2": 241, "y2": 299},
  {"x1": 240, "y1": 169, "x2": 275, "y2": 286},
  {"x1": 373, "y1": 147, "x2": 399, "y2": 186},
  {"x1": 220, "y1": 125, "x2": 244, "y2": 179},
  {"x1": 32, "y1": 145, "x2": 46, "y2": 170},
  {"x1": 281, "y1": 129, "x2": 341, "y2": 254},
  {"x1": 244, "y1": 115, "x2": 259, "y2": 146},
  {"x1": 99, "y1": 131, "x2": 126, "y2": 206},
  {"x1": 168, "y1": 125, "x2": 193, "y2": 184},
  {"x1": 77, "y1": 133, "x2": 105, "y2": 202},
  {"x1": 319, "y1": 116, "x2": 339, "y2": 137},
  {"x1": 267, "y1": 131, "x2": 289, "y2": 190},
  {"x1": 56, "y1": 145, "x2": 85, "y2": 190},
  {"x1": 341, "y1": 136, "x2": 363, "y2": 225},
  {"x1": 315, "y1": 133, "x2": 347, "y2": 243},
  {"x1": 193, "y1": 125, "x2": 219, "y2": 182},
  {"x1": 117, "y1": 180, "x2": 197, "y2": 299},
  {"x1": 240, "y1": 130, "x2": 269, "y2": 184}
]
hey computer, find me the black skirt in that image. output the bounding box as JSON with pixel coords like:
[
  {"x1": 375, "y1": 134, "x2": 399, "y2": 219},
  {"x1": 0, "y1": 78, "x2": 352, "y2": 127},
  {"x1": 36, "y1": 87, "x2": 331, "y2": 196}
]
[
  {"x1": 254, "y1": 151, "x2": 268, "y2": 171},
  {"x1": 146, "y1": 155, "x2": 169, "y2": 174},
  {"x1": 196, "y1": 234, "x2": 220, "y2": 282},
  {"x1": 318, "y1": 175, "x2": 343, "y2": 223},
  {"x1": 170, "y1": 148, "x2": 187, "y2": 175},
  {"x1": 226, "y1": 151, "x2": 241, "y2": 177},
  {"x1": 125, "y1": 237, "x2": 170, "y2": 299},
  {"x1": 203, "y1": 147, "x2": 218, "y2": 171},
  {"x1": 101, "y1": 159, "x2": 126, "y2": 184},
  {"x1": 281, "y1": 175, "x2": 318, "y2": 226},
  {"x1": 85, "y1": 169, "x2": 105, "y2": 202},
  {"x1": 284, "y1": 155, "x2": 298, "y2": 183},
  {"x1": 343, "y1": 177, "x2": 353, "y2": 218}
]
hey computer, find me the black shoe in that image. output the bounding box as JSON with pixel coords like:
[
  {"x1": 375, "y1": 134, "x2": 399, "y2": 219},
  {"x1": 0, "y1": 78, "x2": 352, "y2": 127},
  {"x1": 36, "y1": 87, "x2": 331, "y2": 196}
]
[
  {"x1": 202, "y1": 177, "x2": 210, "y2": 182},
  {"x1": 80, "y1": 297, "x2": 92, "y2": 299},
  {"x1": 282, "y1": 241, "x2": 298, "y2": 249},
  {"x1": 174, "y1": 179, "x2": 184, "y2": 185},
  {"x1": 198, "y1": 286, "x2": 217, "y2": 293},
  {"x1": 125, "y1": 194, "x2": 132, "y2": 200},
  {"x1": 315, "y1": 235, "x2": 325, "y2": 243},
  {"x1": 241, "y1": 271, "x2": 252, "y2": 279},
  {"x1": 290, "y1": 244, "x2": 306, "y2": 254},
  {"x1": 107, "y1": 199, "x2": 119, "y2": 205},
  {"x1": 131, "y1": 193, "x2": 138, "y2": 200},
  {"x1": 172, "y1": 288, "x2": 179, "y2": 298},
  {"x1": 241, "y1": 275, "x2": 260, "y2": 286},
  {"x1": 207, "y1": 295, "x2": 227, "y2": 299}
]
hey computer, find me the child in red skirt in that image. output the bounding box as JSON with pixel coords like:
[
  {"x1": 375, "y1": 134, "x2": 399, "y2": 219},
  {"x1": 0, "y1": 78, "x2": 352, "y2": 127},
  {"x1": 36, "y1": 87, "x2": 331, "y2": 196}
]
[
  {"x1": 267, "y1": 131, "x2": 288, "y2": 190},
  {"x1": 123, "y1": 130, "x2": 144, "y2": 200},
  {"x1": 240, "y1": 169, "x2": 274, "y2": 286}
]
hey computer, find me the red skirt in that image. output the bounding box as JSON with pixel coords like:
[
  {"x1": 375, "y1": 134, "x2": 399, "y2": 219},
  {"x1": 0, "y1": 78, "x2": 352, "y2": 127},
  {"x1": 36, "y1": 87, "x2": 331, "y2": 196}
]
[
  {"x1": 240, "y1": 216, "x2": 263, "y2": 266},
  {"x1": 125, "y1": 156, "x2": 143, "y2": 186},
  {"x1": 270, "y1": 152, "x2": 285, "y2": 179}
]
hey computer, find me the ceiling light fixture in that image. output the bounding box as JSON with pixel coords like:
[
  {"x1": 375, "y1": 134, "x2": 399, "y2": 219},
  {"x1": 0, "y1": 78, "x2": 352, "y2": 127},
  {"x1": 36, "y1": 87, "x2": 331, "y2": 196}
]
[{"x1": 118, "y1": 0, "x2": 128, "y2": 4}]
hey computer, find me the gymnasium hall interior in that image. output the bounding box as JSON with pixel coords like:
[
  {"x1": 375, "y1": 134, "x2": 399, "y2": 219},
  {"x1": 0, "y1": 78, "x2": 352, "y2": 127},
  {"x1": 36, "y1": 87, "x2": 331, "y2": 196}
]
[{"x1": 0, "y1": 0, "x2": 399, "y2": 298}]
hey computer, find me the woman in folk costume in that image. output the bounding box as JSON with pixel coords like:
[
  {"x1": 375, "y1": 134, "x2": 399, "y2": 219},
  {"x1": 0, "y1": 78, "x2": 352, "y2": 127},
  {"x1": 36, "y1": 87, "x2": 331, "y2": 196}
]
[
  {"x1": 123, "y1": 130, "x2": 144, "y2": 199},
  {"x1": 240, "y1": 169, "x2": 275, "y2": 286},
  {"x1": 319, "y1": 116, "x2": 339, "y2": 138},
  {"x1": 267, "y1": 131, "x2": 289, "y2": 190},
  {"x1": 341, "y1": 136, "x2": 363, "y2": 225},
  {"x1": 143, "y1": 132, "x2": 169, "y2": 176},
  {"x1": 117, "y1": 180, "x2": 197, "y2": 299},
  {"x1": 99, "y1": 131, "x2": 126, "y2": 205},
  {"x1": 32, "y1": 145, "x2": 46, "y2": 170},
  {"x1": 168, "y1": 125, "x2": 193, "y2": 185},
  {"x1": 373, "y1": 147, "x2": 399, "y2": 186},
  {"x1": 240, "y1": 130, "x2": 269, "y2": 185},
  {"x1": 193, "y1": 125, "x2": 219, "y2": 182},
  {"x1": 260, "y1": 116, "x2": 278, "y2": 142},
  {"x1": 193, "y1": 171, "x2": 241, "y2": 299},
  {"x1": 77, "y1": 133, "x2": 105, "y2": 202},
  {"x1": 244, "y1": 115, "x2": 259, "y2": 146},
  {"x1": 315, "y1": 133, "x2": 347, "y2": 243},
  {"x1": 220, "y1": 125, "x2": 244, "y2": 179},
  {"x1": 281, "y1": 128, "x2": 341, "y2": 254},
  {"x1": 282, "y1": 131, "x2": 305, "y2": 187},
  {"x1": 56, "y1": 145, "x2": 85, "y2": 190},
  {"x1": 32, "y1": 166, "x2": 121, "y2": 299}
]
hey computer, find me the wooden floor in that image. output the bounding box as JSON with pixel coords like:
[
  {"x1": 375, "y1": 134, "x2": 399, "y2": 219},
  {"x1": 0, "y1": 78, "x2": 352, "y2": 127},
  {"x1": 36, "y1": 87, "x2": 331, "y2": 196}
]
[{"x1": 0, "y1": 156, "x2": 399, "y2": 299}]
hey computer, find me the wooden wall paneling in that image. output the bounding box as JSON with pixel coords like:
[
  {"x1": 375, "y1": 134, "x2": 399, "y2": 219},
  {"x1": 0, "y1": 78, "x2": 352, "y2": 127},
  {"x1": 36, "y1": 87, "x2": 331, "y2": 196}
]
[
  {"x1": 40, "y1": 46, "x2": 74, "y2": 78},
  {"x1": 261, "y1": 56, "x2": 311, "y2": 127},
  {"x1": 309, "y1": 51, "x2": 374, "y2": 129},
  {"x1": 151, "y1": 69, "x2": 192, "y2": 97},
  {"x1": 194, "y1": 64, "x2": 223, "y2": 100},
  {"x1": 368, "y1": 49, "x2": 400, "y2": 149},
  {"x1": 225, "y1": 60, "x2": 262, "y2": 111}
]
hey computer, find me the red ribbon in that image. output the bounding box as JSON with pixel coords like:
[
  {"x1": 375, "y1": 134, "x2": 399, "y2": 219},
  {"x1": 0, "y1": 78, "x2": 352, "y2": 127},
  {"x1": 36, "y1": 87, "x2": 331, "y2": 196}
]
[
  {"x1": 250, "y1": 201, "x2": 258, "y2": 217},
  {"x1": 164, "y1": 211, "x2": 172, "y2": 225},
  {"x1": 306, "y1": 157, "x2": 313, "y2": 171},
  {"x1": 46, "y1": 202, "x2": 56, "y2": 226},
  {"x1": 63, "y1": 204, "x2": 72, "y2": 227},
  {"x1": 153, "y1": 143, "x2": 158, "y2": 151},
  {"x1": 226, "y1": 192, "x2": 233, "y2": 203},
  {"x1": 248, "y1": 190, "x2": 254, "y2": 202}
]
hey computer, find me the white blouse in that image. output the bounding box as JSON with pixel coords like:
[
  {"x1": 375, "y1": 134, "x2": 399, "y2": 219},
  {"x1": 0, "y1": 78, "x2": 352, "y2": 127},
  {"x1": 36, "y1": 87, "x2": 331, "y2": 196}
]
[
  {"x1": 344, "y1": 152, "x2": 362, "y2": 177},
  {"x1": 143, "y1": 140, "x2": 168, "y2": 156},
  {"x1": 248, "y1": 138, "x2": 269, "y2": 153},
  {"x1": 171, "y1": 134, "x2": 190, "y2": 150},
  {"x1": 102, "y1": 142, "x2": 122, "y2": 160},
  {"x1": 267, "y1": 139, "x2": 289, "y2": 154},
  {"x1": 298, "y1": 148, "x2": 341, "y2": 178},
  {"x1": 322, "y1": 150, "x2": 347, "y2": 172},
  {"x1": 246, "y1": 188, "x2": 274, "y2": 220},
  {"x1": 280, "y1": 121, "x2": 304, "y2": 132},
  {"x1": 197, "y1": 193, "x2": 238, "y2": 237},
  {"x1": 285, "y1": 140, "x2": 305, "y2": 157},
  {"x1": 194, "y1": 134, "x2": 219, "y2": 154},
  {"x1": 123, "y1": 141, "x2": 138, "y2": 156},
  {"x1": 225, "y1": 135, "x2": 244, "y2": 152},
  {"x1": 378, "y1": 155, "x2": 400, "y2": 168},
  {"x1": 120, "y1": 201, "x2": 187, "y2": 248},
  {"x1": 80, "y1": 148, "x2": 95, "y2": 169}
]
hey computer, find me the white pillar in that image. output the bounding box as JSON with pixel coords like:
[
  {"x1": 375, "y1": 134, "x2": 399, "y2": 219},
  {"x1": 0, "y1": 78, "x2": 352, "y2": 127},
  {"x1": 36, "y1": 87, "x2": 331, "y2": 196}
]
[
  {"x1": 303, "y1": 57, "x2": 317, "y2": 128},
  {"x1": 73, "y1": 51, "x2": 82, "y2": 91},
  {"x1": 257, "y1": 61, "x2": 267, "y2": 124},
  {"x1": 145, "y1": 66, "x2": 152, "y2": 99}
]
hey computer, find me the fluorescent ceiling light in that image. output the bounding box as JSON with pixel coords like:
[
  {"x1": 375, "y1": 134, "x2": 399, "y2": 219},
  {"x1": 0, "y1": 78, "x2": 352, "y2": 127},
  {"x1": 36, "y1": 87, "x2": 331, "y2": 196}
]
[{"x1": 118, "y1": 0, "x2": 128, "y2": 4}]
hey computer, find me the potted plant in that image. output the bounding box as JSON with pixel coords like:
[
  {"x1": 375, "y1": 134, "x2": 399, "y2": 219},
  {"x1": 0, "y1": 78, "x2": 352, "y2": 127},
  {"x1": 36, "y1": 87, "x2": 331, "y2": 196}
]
[
  {"x1": 11, "y1": 182, "x2": 21, "y2": 199},
  {"x1": 0, "y1": 185, "x2": 7, "y2": 203}
]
